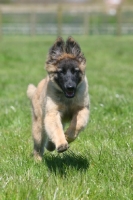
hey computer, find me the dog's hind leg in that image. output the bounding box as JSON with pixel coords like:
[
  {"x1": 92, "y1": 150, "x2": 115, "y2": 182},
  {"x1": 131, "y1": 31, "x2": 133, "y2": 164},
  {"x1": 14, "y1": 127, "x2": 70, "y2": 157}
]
[{"x1": 32, "y1": 114, "x2": 47, "y2": 161}]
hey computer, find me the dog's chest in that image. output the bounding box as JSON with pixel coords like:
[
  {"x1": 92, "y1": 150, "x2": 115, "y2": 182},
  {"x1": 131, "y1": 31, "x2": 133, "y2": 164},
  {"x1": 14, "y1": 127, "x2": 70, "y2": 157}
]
[
  {"x1": 55, "y1": 93, "x2": 84, "y2": 121},
  {"x1": 58, "y1": 102, "x2": 75, "y2": 121}
]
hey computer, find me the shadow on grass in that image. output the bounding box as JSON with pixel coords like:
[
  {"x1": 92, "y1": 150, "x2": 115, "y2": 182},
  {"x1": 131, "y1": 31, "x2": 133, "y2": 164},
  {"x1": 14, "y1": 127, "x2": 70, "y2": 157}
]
[{"x1": 43, "y1": 150, "x2": 89, "y2": 176}]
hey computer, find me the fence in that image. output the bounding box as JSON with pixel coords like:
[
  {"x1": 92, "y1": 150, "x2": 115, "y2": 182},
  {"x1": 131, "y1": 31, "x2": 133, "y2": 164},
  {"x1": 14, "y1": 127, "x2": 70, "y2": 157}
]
[{"x1": 0, "y1": 4, "x2": 133, "y2": 36}]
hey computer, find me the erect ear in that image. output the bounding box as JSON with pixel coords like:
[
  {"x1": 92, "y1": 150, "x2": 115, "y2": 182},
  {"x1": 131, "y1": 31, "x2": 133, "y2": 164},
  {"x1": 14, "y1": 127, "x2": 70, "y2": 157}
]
[
  {"x1": 65, "y1": 37, "x2": 81, "y2": 56},
  {"x1": 65, "y1": 37, "x2": 86, "y2": 65},
  {"x1": 47, "y1": 37, "x2": 65, "y2": 64}
]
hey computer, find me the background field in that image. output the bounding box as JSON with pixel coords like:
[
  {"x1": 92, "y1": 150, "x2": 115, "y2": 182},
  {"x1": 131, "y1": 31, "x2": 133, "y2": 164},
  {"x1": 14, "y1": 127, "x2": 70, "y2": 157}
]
[{"x1": 0, "y1": 36, "x2": 133, "y2": 200}]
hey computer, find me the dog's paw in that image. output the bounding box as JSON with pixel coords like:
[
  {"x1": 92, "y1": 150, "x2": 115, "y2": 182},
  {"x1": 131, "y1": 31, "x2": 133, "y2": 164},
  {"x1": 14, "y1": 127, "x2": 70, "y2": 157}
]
[
  {"x1": 65, "y1": 135, "x2": 75, "y2": 143},
  {"x1": 57, "y1": 142, "x2": 69, "y2": 153},
  {"x1": 32, "y1": 150, "x2": 43, "y2": 162},
  {"x1": 33, "y1": 153, "x2": 42, "y2": 162}
]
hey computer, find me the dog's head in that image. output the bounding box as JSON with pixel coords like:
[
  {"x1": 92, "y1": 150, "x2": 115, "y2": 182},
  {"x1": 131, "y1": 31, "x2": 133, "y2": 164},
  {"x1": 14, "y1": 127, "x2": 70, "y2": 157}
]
[{"x1": 46, "y1": 37, "x2": 86, "y2": 98}]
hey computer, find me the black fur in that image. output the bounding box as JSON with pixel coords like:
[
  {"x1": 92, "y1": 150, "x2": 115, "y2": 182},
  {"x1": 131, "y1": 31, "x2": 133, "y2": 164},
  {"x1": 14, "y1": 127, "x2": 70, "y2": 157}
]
[{"x1": 54, "y1": 59, "x2": 82, "y2": 98}]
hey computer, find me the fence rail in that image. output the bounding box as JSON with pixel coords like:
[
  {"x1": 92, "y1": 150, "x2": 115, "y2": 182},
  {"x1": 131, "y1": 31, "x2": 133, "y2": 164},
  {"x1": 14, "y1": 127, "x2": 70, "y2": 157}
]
[{"x1": 0, "y1": 4, "x2": 133, "y2": 36}]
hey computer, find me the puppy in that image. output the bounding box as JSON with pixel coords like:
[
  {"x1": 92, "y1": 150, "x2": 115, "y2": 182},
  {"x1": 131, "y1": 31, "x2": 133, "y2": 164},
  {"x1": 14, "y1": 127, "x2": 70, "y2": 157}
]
[{"x1": 27, "y1": 37, "x2": 90, "y2": 161}]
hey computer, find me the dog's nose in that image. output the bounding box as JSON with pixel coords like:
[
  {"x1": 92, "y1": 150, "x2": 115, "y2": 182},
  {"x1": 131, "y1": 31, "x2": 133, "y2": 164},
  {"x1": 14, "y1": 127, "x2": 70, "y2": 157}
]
[{"x1": 66, "y1": 85, "x2": 74, "y2": 91}]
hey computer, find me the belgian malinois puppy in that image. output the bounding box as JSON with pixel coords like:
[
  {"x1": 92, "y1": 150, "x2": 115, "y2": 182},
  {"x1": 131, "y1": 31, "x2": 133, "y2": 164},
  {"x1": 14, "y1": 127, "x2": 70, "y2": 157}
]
[{"x1": 27, "y1": 37, "x2": 90, "y2": 161}]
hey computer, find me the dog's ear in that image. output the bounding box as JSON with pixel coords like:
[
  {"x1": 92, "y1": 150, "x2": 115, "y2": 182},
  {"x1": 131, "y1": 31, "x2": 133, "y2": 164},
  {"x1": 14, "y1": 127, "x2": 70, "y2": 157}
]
[
  {"x1": 65, "y1": 37, "x2": 86, "y2": 64},
  {"x1": 66, "y1": 37, "x2": 81, "y2": 56},
  {"x1": 47, "y1": 37, "x2": 65, "y2": 64}
]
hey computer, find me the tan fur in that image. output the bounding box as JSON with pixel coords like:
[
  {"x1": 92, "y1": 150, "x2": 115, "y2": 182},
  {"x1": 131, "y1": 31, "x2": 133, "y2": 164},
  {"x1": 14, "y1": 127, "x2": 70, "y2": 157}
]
[{"x1": 27, "y1": 37, "x2": 90, "y2": 161}]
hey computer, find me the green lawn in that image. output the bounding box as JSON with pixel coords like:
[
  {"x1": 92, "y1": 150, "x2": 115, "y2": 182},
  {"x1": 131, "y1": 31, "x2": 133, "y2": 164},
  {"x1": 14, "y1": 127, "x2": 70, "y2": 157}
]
[{"x1": 0, "y1": 36, "x2": 133, "y2": 200}]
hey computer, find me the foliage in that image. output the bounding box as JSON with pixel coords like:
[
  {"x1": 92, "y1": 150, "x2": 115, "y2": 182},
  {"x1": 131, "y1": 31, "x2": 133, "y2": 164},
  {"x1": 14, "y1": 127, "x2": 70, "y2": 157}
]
[{"x1": 0, "y1": 36, "x2": 133, "y2": 199}]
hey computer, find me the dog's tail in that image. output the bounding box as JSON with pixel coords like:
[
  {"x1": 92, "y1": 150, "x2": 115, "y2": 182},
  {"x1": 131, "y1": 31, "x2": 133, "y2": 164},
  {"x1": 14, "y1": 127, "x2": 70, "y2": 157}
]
[{"x1": 27, "y1": 84, "x2": 36, "y2": 100}]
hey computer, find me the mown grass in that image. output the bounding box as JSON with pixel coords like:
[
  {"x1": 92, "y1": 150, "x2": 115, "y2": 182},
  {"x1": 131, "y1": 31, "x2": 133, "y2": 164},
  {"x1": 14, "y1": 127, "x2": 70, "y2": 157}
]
[{"x1": 0, "y1": 35, "x2": 133, "y2": 200}]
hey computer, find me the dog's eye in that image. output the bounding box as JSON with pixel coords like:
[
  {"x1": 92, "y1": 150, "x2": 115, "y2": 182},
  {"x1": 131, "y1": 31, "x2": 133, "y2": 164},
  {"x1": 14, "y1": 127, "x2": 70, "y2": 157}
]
[
  {"x1": 58, "y1": 68, "x2": 66, "y2": 74},
  {"x1": 71, "y1": 68, "x2": 79, "y2": 74}
]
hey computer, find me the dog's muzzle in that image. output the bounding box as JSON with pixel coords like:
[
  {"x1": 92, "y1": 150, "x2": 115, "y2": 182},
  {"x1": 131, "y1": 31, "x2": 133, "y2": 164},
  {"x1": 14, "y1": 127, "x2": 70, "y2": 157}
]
[{"x1": 65, "y1": 85, "x2": 76, "y2": 98}]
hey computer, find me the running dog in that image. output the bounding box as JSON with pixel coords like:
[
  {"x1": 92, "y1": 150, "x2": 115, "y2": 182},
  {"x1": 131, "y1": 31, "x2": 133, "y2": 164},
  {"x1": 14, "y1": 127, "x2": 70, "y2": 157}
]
[{"x1": 27, "y1": 37, "x2": 90, "y2": 161}]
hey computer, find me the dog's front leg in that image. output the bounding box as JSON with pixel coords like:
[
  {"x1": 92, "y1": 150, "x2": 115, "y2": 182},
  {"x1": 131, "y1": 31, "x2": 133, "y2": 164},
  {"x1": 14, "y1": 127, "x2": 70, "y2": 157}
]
[
  {"x1": 65, "y1": 107, "x2": 89, "y2": 143},
  {"x1": 44, "y1": 111, "x2": 69, "y2": 153}
]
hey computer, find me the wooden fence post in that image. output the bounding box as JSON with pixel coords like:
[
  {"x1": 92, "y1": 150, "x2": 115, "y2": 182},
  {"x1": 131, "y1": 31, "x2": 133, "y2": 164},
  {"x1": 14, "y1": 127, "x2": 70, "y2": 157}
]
[
  {"x1": 30, "y1": 11, "x2": 36, "y2": 36},
  {"x1": 0, "y1": 9, "x2": 2, "y2": 38},
  {"x1": 116, "y1": 4, "x2": 122, "y2": 36},
  {"x1": 84, "y1": 10, "x2": 89, "y2": 35},
  {"x1": 57, "y1": 4, "x2": 62, "y2": 36}
]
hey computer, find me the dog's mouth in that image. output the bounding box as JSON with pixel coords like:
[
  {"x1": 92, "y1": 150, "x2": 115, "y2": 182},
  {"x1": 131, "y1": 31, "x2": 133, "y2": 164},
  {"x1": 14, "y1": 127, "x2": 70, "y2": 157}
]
[{"x1": 65, "y1": 89, "x2": 75, "y2": 98}]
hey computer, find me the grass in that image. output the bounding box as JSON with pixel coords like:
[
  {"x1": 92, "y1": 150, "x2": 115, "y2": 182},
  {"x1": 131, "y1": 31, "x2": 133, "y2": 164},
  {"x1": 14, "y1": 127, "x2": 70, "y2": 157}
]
[{"x1": 0, "y1": 35, "x2": 133, "y2": 200}]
